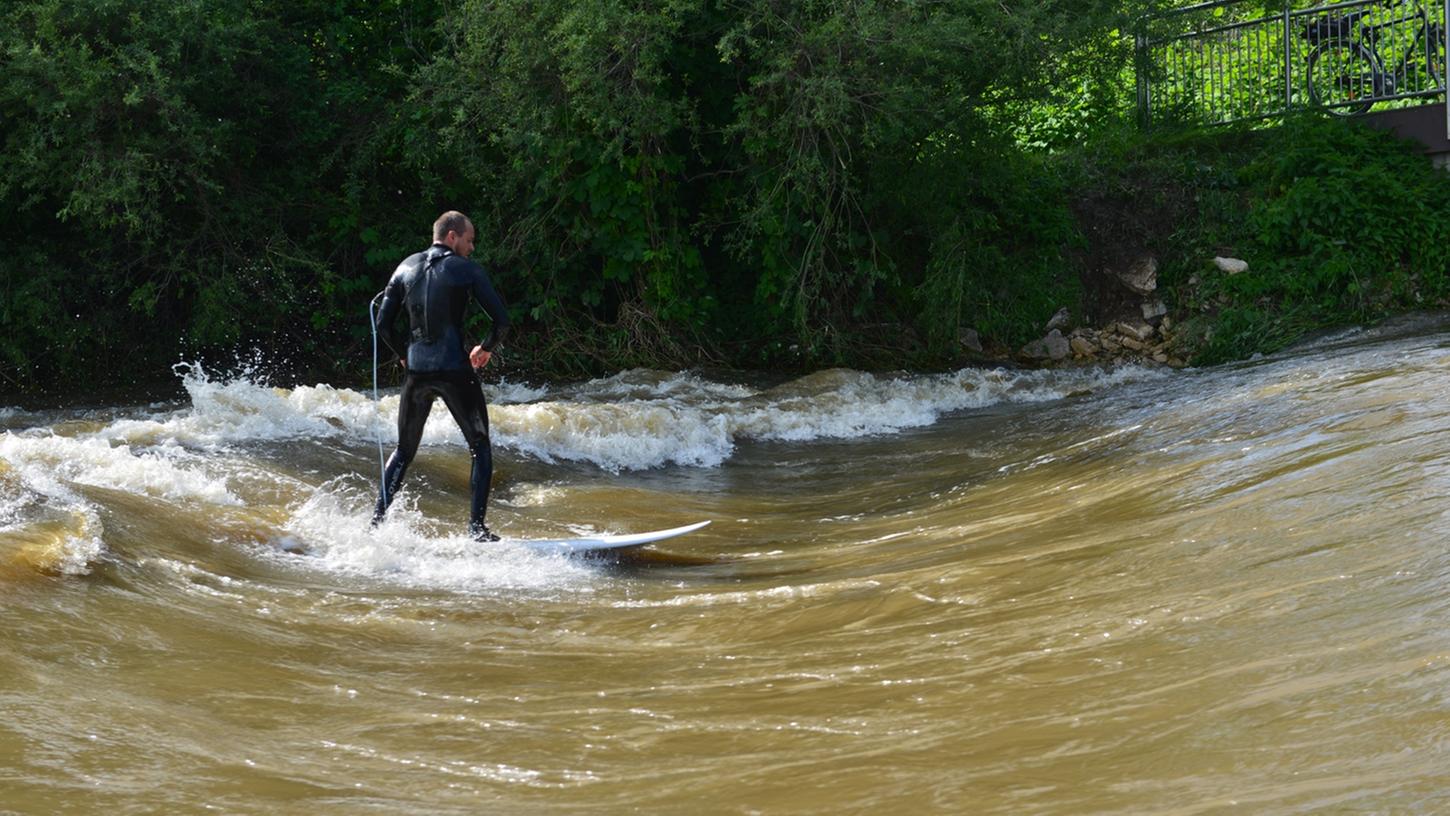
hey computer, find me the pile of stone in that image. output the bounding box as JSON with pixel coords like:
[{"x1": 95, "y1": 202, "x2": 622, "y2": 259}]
[
  {"x1": 1011, "y1": 254, "x2": 1250, "y2": 369},
  {"x1": 1062, "y1": 318, "x2": 1183, "y2": 367},
  {"x1": 1018, "y1": 316, "x2": 1184, "y2": 367}
]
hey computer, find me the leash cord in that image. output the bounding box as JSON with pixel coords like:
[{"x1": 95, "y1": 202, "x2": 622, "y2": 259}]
[{"x1": 369, "y1": 291, "x2": 389, "y2": 501}]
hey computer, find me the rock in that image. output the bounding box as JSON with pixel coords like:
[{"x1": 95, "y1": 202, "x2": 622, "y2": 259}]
[
  {"x1": 1045, "y1": 307, "x2": 1072, "y2": 333},
  {"x1": 1070, "y1": 336, "x2": 1099, "y2": 357},
  {"x1": 958, "y1": 328, "x2": 983, "y2": 354},
  {"x1": 1044, "y1": 329, "x2": 1070, "y2": 360},
  {"x1": 1020, "y1": 329, "x2": 1070, "y2": 362},
  {"x1": 1100, "y1": 336, "x2": 1122, "y2": 353},
  {"x1": 1213, "y1": 256, "x2": 1248, "y2": 275},
  {"x1": 1119, "y1": 336, "x2": 1147, "y2": 352},
  {"x1": 1153, "y1": 352, "x2": 1169, "y2": 363},
  {"x1": 1141, "y1": 298, "x2": 1168, "y2": 323},
  {"x1": 1117, "y1": 255, "x2": 1158, "y2": 295},
  {"x1": 1161, "y1": 315, "x2": 1174, "y2": 334},
  {"x1": 1115, "y1": 320, "x2": 1155, "y2": 342}
]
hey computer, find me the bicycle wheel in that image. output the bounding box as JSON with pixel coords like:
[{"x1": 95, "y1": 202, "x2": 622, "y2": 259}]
[
  {"x1": 1427, "y1": 23, "x2": 1445, "y2": 88},
  {"x1": 1307, "y1": 41, "x2": 1380, "y2": 115}
]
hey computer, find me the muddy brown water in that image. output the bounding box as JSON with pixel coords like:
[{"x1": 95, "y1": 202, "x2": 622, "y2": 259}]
[{"x1": 5, "y1": 317, "x2": 1450, "y2": 814}]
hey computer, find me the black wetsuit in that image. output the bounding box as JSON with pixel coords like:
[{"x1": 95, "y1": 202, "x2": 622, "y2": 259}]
[{"x1": 373, "y1": 243, "x2": 510, "y2": 538}]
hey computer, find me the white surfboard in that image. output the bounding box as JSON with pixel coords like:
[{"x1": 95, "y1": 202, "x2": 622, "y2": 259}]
[{"x1": 516, "y1": 520, "x2": 711, "y2": 555}]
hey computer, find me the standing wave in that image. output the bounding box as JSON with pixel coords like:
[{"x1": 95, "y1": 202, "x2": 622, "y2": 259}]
[{"x1": 19, "y1": 362, "x2": 1171, "y2": 473}]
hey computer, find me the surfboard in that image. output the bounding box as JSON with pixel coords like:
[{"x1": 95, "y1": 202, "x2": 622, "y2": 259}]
[{"x1": 515, "y1": 520, "x2": 711, "y2": 555}]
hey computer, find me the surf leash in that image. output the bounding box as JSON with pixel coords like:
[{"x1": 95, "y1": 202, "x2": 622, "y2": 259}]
[{"x1": 369, "y1": 290, "x2": 390, "y2": 501}]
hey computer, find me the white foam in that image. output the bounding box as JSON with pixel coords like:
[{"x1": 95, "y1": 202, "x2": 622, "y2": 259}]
[
  {"x1": 488, "y1": 365, "x2": 1165, "y2": 471},
  {"x1": 101, "y1": 365, "x2": 379, "y2": 448},
  {"x1": 76, "y1": 361, "x2": 1167, "y2": 473},
  {"x1": 0, "y1": 406, "x2": 40, "y2": 435},
  {"x1": 276, "y1": 484, "x2": 592, "y2": 591},
  {"x1": 492, "y1": 401, "x2": 736, "y2": 470},
  {"x1": 98, "y1": 365, "x2": 545, "y2": 451},
  {"x1": 489, "y1": 378, "x2": 552, "y2": 405},
  {"x1": 0, "y1": 432, "x2": 240, "y2": 506},
  {"x1": 45, "y1": 506, "x2": 106, "y2": 575},
  {"x1": 0, "y1": 457, "x2": 106, "y2": 575},
  {"x1": 572, "y1": 369, "x2": 759, "y2": 402}
]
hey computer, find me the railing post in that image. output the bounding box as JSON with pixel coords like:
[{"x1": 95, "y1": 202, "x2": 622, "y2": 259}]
[{"x1": 1284, "y1": 3, "x2": 1294, "y2": 111}]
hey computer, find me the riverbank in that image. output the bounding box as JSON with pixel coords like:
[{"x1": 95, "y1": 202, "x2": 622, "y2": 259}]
[
  {"x1": 7, "y1": 116, "x2": 1450, "y2": 408},
  {"x1": 917, "y1": 114, "x2": 1450, "y2": 374},
  {"x1": 11, "y1": 2, "x2": 1450, "y2": 402}
]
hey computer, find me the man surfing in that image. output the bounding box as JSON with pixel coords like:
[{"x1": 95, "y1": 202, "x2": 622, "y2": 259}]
[{"x1": 372, "y1": 210, "x2": 510, "y2": 541}]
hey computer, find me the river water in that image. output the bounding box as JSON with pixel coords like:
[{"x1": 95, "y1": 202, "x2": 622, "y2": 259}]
[{"x1": 4, "y1": 316, "x2": 1450, "y2": 814}]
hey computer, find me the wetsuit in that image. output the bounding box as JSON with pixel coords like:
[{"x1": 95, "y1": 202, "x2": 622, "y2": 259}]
[{"x1": 372, "y1": 243, "x2": 510, "y2": 539}]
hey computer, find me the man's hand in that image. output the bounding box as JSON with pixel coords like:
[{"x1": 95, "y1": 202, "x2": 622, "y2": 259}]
[{"x1": 470, "y1": 345, "x2": 493, "y2": 370}]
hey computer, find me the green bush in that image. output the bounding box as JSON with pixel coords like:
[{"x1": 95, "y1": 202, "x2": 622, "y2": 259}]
[
  {"x1": 1047, "y1": 114, "x2": 1450, "y2": 366},
  {"x1": 1193, "y1": 117, "x2": 1450, "y2": 362}
]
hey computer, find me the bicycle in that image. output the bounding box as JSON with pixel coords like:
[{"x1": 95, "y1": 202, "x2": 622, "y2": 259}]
[{"x1": 1301, "y1": 0, "x2": 1446, "y2": 115}]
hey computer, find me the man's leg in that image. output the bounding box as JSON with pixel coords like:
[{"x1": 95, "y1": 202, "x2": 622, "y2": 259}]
[
  {"x1": 373, "y1": 376, "x2": 434, "y2": 525},
  {"x1": 437, "y1": 373, "x2": 495, "y2": 541}
]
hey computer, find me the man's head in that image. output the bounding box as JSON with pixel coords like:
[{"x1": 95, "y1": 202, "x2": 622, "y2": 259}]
[{"x1": 433, "y1": 211, "x2": 475, "y2": 257}]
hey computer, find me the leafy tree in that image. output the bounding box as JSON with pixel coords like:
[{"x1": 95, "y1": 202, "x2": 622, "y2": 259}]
[
  {"x1": 22, "y1": 0, "x2": 1402, "y2": 399},
  {"x1": 0, "y1": 0, "x2": 431, "y2": 391}
]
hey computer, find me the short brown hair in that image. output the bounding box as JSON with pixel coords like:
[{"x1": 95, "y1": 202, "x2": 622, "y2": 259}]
[{"x1": 433, "y1": 211, "x2": 472, "y2": 242}]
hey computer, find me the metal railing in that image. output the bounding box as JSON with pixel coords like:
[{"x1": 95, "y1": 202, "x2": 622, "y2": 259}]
[{"x1": 1136, "y1": 0, "x2": 1448, "y2": 125}]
